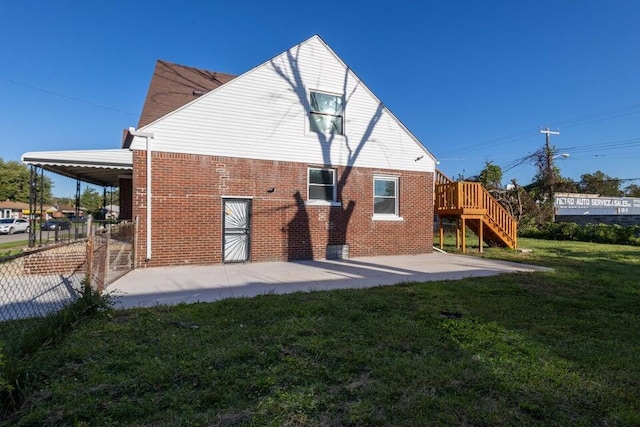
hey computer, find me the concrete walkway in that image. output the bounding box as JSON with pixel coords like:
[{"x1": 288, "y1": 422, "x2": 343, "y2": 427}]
[{"x1": 109, "y1": 252, "x2": 549, "y2": 309}]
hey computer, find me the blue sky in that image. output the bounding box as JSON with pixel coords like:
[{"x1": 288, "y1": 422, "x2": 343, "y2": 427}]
[{"x1": 1, "y1": 1, "x2": 639, "y2": 197}]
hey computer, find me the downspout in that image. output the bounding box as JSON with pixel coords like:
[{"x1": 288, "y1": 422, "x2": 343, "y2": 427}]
[{"x1": 129, "y1": 128, "x2": 155, "y2": 261}]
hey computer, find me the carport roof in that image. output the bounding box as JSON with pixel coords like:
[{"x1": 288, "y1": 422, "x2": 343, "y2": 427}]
[{"x1": 21, "y1": 149, "x2": 133, "y2": 187}]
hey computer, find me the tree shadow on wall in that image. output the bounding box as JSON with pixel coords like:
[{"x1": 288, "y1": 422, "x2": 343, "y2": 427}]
[
  {"x1": 271, "y1": 45, "x2": 384, "y2": 258},
  {"x1": 286, "y1": 191, "x2": 312, "y2": 260}
]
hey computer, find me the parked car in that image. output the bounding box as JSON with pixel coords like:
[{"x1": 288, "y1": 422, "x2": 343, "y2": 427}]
[
  {"x1": 66, "y1": 215, "x2": 86, "y2": 223},
  {"x1": 0, "y1": 218, "x2": 30, "y2": 234},
  {"x1": 40, "y1": 218, "x2": 72, "y2": 231}
]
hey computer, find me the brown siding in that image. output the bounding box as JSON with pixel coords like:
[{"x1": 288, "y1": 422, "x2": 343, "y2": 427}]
[{"x1": 132, "y1": 150, "x2": 434, "y2": 268}]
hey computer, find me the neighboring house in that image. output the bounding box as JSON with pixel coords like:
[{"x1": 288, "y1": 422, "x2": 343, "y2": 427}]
[
  {"x1": 56, "y1": 205, "x2": 84, "y2": 218},
  {"x1": 0, "y1": 200, "x2": 29, "y2": 219},
  {"x1": 24, "y1": 35, "x2": 439, "y2": 268}
]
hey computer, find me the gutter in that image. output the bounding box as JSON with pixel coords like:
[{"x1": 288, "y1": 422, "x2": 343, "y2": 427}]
[{"x1": 129, "y1": 128, "x2": 155, "y2": 261}]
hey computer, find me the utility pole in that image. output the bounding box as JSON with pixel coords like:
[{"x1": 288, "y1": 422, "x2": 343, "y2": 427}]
[{"x1": 540, "y1": 128, "x2": 560, "y2": 221}]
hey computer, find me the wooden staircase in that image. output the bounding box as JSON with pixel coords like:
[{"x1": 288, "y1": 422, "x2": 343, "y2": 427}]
[{"x1": 434, "y1": 170, "x2": 517, "y2": 252}]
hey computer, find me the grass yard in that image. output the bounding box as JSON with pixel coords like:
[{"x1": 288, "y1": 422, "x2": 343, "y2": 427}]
[
  {"x1": 0, "y1": 240, "x2": 28, "y2": 259},
  {"x1": 2, "y1": 238, "x2": 639, "y2": 425}
]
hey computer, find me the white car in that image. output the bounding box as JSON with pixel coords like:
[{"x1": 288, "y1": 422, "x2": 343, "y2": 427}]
[{"x1": 0, "y1": 218, "x2": 30, "y2": 234}]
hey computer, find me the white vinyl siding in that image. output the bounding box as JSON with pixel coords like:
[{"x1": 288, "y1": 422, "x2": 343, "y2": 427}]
[{"x1": 130, "y1": 36, "x2": 436, "y2": 173}]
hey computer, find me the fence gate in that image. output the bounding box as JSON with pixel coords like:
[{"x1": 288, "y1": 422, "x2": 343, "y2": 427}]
[{"x1": 88, "y1": 220, "x2": 136, "y2": 292}]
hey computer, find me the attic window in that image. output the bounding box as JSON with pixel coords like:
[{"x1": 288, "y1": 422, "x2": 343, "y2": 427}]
[{"x1": 309, "y1": 91, "x2": 343, "y2": 135}]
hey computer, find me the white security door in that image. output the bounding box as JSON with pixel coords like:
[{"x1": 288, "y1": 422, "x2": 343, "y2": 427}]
[{"x1": 222, "y1": 199, "x2": 251, "y2": 262}]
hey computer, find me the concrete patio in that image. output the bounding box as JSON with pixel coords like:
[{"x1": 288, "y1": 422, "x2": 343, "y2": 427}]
[{"x1": 109, "y1": 252, "x2": 549, "y2": 309}]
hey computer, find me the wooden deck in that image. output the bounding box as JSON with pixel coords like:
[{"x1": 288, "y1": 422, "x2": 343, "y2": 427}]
[{"x1": 434, "y1": 171, "x2": 517, "y2": 252}]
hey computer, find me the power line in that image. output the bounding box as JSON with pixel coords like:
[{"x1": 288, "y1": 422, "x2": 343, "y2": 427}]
[
  {"x1": 437, "y1": 101, "x2": 640, "y2": 157},
  {"x1": 0, "y1": 76, "x2": 137, "y2": 116}
]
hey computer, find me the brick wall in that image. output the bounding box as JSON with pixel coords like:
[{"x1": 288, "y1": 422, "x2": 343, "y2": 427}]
[
  {"x1": 23, "y1": 244, "x2": 86, "y2": 275},
  {"x1": 132, "y1": 150, "x2": 434, "y2": 267}
]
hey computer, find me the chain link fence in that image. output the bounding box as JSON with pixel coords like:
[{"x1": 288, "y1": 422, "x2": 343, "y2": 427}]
[
  {"x1": 88, "y1": 221, "x2": 136, "y2": 293},
  {"x1": 0, "y1": 219, "x2": 136, "y2": 343},
  {"x1": 0, "y1": 241, "x2": 87, "y2": 324}
]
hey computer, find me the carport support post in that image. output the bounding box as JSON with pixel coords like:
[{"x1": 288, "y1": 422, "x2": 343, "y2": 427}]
[
  {"x1": 86, "y1": 216, "x2": 94, "y2": 288},
  {"x1": 75, "y1": 179, "x2": 81, "y2": 238},
  {"x1": 28, "y1": 166, "x2": 37, "y2": 247},
  {"x1": 102, "y1": 186, "x2": 107, "y2": 220},
  {"x1": 39, "y1": 168, "x2": 44, "y2": 237}
]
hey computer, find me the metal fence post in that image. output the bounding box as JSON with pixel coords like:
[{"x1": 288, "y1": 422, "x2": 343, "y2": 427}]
[
  {"x1": 133, "y1": 215, "x2": 139, "y2": 269},
  {"x1": 100, "y1": 227, "x2": 110, "y2": 293}
]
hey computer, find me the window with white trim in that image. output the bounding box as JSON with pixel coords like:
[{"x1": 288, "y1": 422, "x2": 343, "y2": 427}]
[
  {"x1": 309, "y1": 91, "x2": 343, "y2": 135},
  {"x1": 308, "y1": 168, "x2": 336, "y2": 202},
  {"x1": 373, "y1": 177, "x2": 399, "y2": 216}
]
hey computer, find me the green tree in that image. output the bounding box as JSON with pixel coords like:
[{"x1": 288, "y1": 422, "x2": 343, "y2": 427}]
[
  {"x1": 624, "y1": 184, "x2": 640, "y2": 197},
  {"x1": 51, "y1": 196, "x2": 75, "y2": 207},
  {"x1": 578, "y1": 171, "x2": 621, "y2": 196},
  {"x1": 80, "y1": 188, "x2": 104, "y2": 215},
  {"x1": 477, "y1": 162, "x2": 503, "y2": 190},
  {"x1": 0, "y1": 158, "x2": 52, "y2": 203}
]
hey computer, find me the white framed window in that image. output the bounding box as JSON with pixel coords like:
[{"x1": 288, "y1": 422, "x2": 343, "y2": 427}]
[
  {"x1": 373, "y1": 176, "x2": 402, "y2": 220},
  {"x1": 309, "y1": 91, "x2": 344, "y2": 135},
  {"x1": 308, "y1": 167, "x2": 337, "y2": 204}
]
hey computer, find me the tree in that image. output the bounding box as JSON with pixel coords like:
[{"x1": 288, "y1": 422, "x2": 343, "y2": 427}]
[
  {"x1": 0, "y1": 158, "x2": 52, "y2": 203},
  {"x1": 80, "y1": 188, "x2": 104, "y2": 215},
  {"x1": 624, "y1": 184, "x2": 640, "y2": 197},
  {"x1": 51, "y1": 196, "x2": 75, "y2": 207},
  {"x1": 578, "y1": 171, "x2": 622, "y2": 196},
  {"x1": 477, "y1": 162, "x2": 503, "y2": 190}
]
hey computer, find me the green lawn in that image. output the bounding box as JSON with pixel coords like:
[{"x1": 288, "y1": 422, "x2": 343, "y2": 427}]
[
  {"x1": 3, "y1": 238, "x2": 640, "y2": 426},
  {"x1": 0, "y1": 240, "x2": 28, "y2": 258}
]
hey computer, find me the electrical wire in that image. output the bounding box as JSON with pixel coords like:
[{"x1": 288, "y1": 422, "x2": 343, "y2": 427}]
[
  {"x1": 0, "y1": 76, "x2": 137, "y2": 116},
  {"x1": 437, "y1": 102, "x2": 640, "y2": 157}
]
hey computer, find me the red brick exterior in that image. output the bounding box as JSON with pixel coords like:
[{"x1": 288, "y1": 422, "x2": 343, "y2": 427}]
[{"x1": 132, "y1": 150, "x2": 434, "y2": 268}]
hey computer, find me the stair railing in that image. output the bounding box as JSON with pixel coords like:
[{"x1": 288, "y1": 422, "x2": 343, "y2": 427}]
[{"x1": 435, "y1": 180, "x2": 517, "y2": 248}]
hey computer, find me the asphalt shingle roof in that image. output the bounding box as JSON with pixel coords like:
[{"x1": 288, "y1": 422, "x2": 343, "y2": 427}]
[{"x1": 137, "y1": 60, "x2": 236, "y2": 128}]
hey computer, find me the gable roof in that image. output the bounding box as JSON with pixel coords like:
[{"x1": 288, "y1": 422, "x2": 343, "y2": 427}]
[
  {"x1": 137, "y1": 60, "x2": 236, "y2": 128},
  {"x1": 129, "y1": 35, "x2": 438, "y2": 170}
]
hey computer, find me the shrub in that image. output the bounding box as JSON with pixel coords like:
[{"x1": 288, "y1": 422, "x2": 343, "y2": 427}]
[{"x1": 520, "y1": 222, "x2": 640, "y2": 246}]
